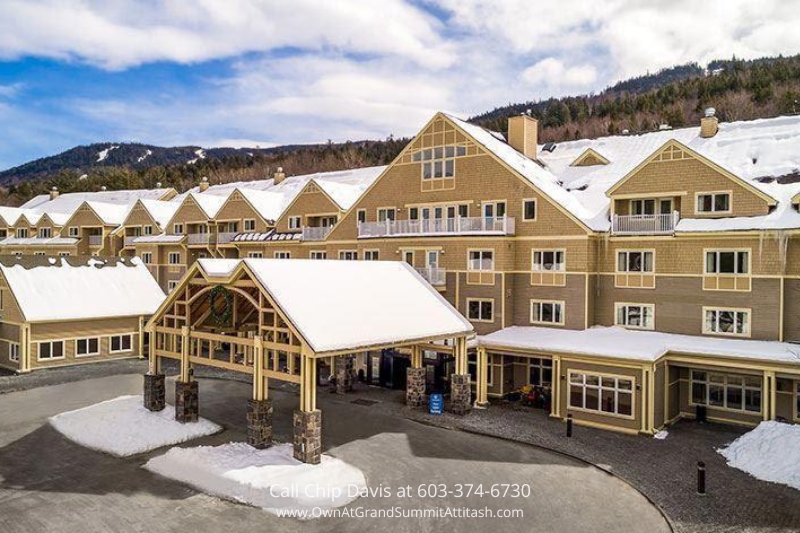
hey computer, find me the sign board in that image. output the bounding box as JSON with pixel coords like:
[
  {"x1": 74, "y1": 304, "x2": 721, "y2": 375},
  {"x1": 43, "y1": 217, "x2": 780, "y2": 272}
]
[{"x1": 429, "y1": 393, "x2": 444, "y2": 415}]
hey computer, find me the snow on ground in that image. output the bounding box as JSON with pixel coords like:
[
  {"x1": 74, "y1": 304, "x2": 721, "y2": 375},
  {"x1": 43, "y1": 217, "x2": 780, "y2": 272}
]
[
  {"x1": 718, "y1": 421, "x2": 800, "y2": 490},
  {"x1": 50, "y1": 395, "x2": 221, "y2": 457},
  {"x1": 145, "y1": 442, "x2": 367, "y2": 516},
  {"x1": 653, "y1": 430, "x2": 669, "y2": 440}
]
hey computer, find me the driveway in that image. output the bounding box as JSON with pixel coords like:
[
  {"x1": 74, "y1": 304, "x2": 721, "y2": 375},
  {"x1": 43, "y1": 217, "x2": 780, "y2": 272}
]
[{"x1": 0, "y1": 374, "x2": 670, "y2": 533}]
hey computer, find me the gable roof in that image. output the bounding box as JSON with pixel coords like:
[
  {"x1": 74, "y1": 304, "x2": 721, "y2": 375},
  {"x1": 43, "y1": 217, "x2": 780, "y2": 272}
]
[
  {"x1": 137, "y1": 199, "x2": 182, "y2": 228},
  {"x1": 194, "y1": 258, "x2": 473, "y2": 354},
  {"x1": 0, "y1": 256, "x2": 165, "y2": 322},
  {"x1": 20, "y1": 188, "x2": 176, "y2": 210}
]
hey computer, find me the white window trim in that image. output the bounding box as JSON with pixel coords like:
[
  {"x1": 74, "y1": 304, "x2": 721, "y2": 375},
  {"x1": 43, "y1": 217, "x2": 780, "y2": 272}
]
[
  {"x1": 522, "y1": 198, "x2": 538, "y2": 221},
  {"x1": 140, "y1": 252, "x2": 153, "y2": 265},
  {"x1": 614, "y1": 302, "x2": 655, "y2": 330},
  {"x1": 244, "y1": 219, "x2": 256, "y2": 231},
  {"x1": 310, "y1": 251, "x2": 327, "y2": 260},
  {"x1": 109, "y1": 334, "x2": 133, "y2": 353},
  {"x1": 75, "y1": 337, "x2": 100, "y2": 358},
  {"x1": 467, "y1": 249, "x2": 494, "y2": 271},
  {"x1": 690, "y1": 370, "x2": 762, "y2": 414},
  {"x1": 8, "y1": 342, "x2": 19, "y2": 362},
  {"x1": 531, "y1": 249, "x2": 565, "y2": 271},
  {"x1": 702, "y1": 306, "x2": 751, "y2": 338},
  {"x1": 168, "y1": 252, "x2": 181, "y2": 265},
  {"x1": 339, "y1": 250, "x2": 358, "y2": 260},
  {"x1": 466, "y1": 298, "x2": 494, "y2": 323},
  {"x1": 37, "y1": 340, "x2": 65, "y2": 361},
  {"x1": 167, "y1": 280, "x2": 179, "y2": 292},
  {"x1": 616, "y1": 249, "x2": 656, "y2": 273},
  {"x1": 530, "y1": 299, "x2": 565, "y2": 326},
  {"x1": 274, "y1": 251, "x2": 291, "y2": 259},
  {"x1": 288, "y1": 216, "x2": 302, "y2": 230},
  {"x1": 568, "y1": 370, "x2": 635, "y2": 420},
  {"x1": 68, "y1": 226, "x2": 79, "y2": 237},
  {"x1": 364, "y1": 249, "x2": 380, "y2": 260},
  {"x1": 376, "y1": 207, "x2": 396, "y2": 222},
  {"x1": 173, "y1": 223, "x2": 184, "y2": 234},
  {"x1": 695, "y1": 190, "x2": 733, "y2": 215},
  {"x1": 703, "y1": 248, "x2": 751, "y2": 275}
]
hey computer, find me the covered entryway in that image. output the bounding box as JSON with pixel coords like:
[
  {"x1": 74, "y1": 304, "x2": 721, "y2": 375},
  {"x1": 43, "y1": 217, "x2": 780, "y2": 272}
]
[{"x1": 143, "y1": 258, "x2": 474, "y2": 463}]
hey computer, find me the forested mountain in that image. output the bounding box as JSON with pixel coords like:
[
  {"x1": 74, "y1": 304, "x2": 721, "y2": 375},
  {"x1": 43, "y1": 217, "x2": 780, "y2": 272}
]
[{"x1": 3, "y1": 54, "x2": 800, "y2": 206}]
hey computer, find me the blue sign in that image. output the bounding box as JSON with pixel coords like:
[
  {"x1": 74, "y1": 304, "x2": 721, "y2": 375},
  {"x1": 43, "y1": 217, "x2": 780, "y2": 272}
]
[{"x1": 429, "y1": 393, "x2": 444, "y2": 415}]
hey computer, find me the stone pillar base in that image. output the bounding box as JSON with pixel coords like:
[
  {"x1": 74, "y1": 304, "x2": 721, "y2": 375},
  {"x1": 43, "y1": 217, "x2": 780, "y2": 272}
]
[
  {"x1": 143, "y1": 373, "x2": 165, "y2": 412},
  {"x1": 449, "y1": 374, "x2": 472, "y2": 415},
  {"x1": 406, "y1": 367, "x2": 427, "y2": 408},
  {"x1": 175, "y1": 380, "x2": 199, "y2": 423},
  {"x1": 293, "y1": 410, "x2": 322, "y2": 464},
  {"x1": 247, "y1": 399, "x2": 273, "y2": 449},
  {"x1": 335, "y1": 356, "x2": 354, "y2": 394}
]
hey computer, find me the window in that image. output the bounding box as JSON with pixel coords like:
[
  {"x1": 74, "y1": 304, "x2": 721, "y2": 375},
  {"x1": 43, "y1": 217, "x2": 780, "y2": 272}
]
[
  {"x1": 110, "y1": 334, "x2": 132, "y2": 353},
  {"x1": 467, "y1": 299, "x2": 494, "y2": 322},
  {"x1": 168, "y1": 252, "x2": 181, "y2": 265},
  {"x1": 615, "y1": 303, "x2": 655, "y2": 330},
  {"x1": 691, "y1": 371, "x2": 761, "y2": 413},
  {"x1": 173, "y1": 223, "x2": 184, "y2": 234},
  {"x1": 288, "y1": 216, "x2": 302, "y2": 230},
  {"x1": 364, "y1": 250, "x2": 379, "y2": 261},
  {"x1": 68, "y1": 227, "x2": 79, "y2": 237},
  {"x1": 530, "y1": 300, "x2": 564, "y2": 325},
  {"x1": 140, "y1": 252, "x2": 152, "y2": 264},
  {"x1": 417, "y1": 146, "x2": 458, "y2": 180},
  {"x1": 522, "y1": 199, "x2": 537, "y2": 221},
  {"x1": 704, "y1": 308, "x2": 750, "y2": 336},
  {"x1": 696, "y1": 192, "x2": 731, "y2": 214},
  {"x1": 377, "y1": 208, "x2": 396, "y2": 222},
  {"x1": 76, "y1": 337, "x2": 100, "y2": 357},
  {"x1": 58, "y1": 252, "x2": 70, "y2": 257},
  {"x1": 144, "y1": 225, "x2": 153, "y2": 235},
  {"x1": 38, "y1": 341, "x2": 64, "y2": 360},
  {"x1": 356, "y1": 210, "x2": 366, "y2": 224},
  {"x1": 403, "y1": 251, "x2": 414, "y2": 265},
  {"x1": 247, "y1": 252, "x2": 264, "y2": 258},
  {"x1": 569, "y1": 372, "x2": 634, "y2": 417},
  {"x1": 617, "y1": 250, "x2": 654, "y2": 272},
  {"x1": 705, "y1": 250, "x2": 749, "y2": 275},
  {"x1": 339, "y1": 250, "x2": 358, "y2": 261},
  {"x1": 468, "y1": 250, "x2": 493, "y2": 271},
  {"x1": 532, "y1": 250, "x2": 564, "y2": 271},
  {"x1": 310, "y1": 251, "x2": 327, "y2": 260},
  {"x1": 38, "y1": 228, "x2": 52, "y2": 238},
  {"x1": 274, "y1": 251, "x2": 291, "y2": 259},
  {"x1": 15, "y1": 228, "x2": 28, "y2": 238},
  {"x1": 34, "y1": 252, "x2": 46, "y2": 257},
  {"x1": 244, "y1": 219, "x2": 256, "y2": 231},
  {"x1": 528, "y1": 357, "x2": 553, "y2": 386},
  {"x1": 167, "y1": 280, "x2": 179, "y2": 292},
  {"x1": 9, "y1": 343, "x2": 19, "y2": 362}
]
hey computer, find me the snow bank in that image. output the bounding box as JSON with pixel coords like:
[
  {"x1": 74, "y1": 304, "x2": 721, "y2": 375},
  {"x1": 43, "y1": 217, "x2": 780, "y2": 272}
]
[
  {"x1": 50, "y1": 395, "x2": 221, "y2": 457},
  {"x1": 718, "y1": 421, "x2": 800, "y2": 490},
  {"x1": 145, "y1": 443, "x2": 367, "y2": 517}
]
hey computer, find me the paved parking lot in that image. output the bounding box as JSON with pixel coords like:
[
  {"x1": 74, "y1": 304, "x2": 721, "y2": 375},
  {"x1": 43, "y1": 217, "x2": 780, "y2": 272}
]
[{"x1": 0, "y1": 374, "x2": 669, "y2": 533}]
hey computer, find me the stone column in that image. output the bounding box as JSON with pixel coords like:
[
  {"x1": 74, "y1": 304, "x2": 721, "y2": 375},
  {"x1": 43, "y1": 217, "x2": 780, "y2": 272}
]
[
  {"x1": 175, "y1": 380, "x2": 199, "y2": 423},
  {"x1": 246, "y1": 399, "x2": 273, "y2": 449},
  {"x1": 293, "y1": 410, "x2": 322, "y2": 464},
  {"x1": 143, "y1": 373, "x2": 166, "y2": 412},
  {"x1": 449, "y1": 374, "x2": 472, "y2": 415},
  {"x1": 406, "y1": 367, "x2": 427, "y2": 408},
  {"x1": 335, "y1": 356, "x2": 354, "y2": 394}
]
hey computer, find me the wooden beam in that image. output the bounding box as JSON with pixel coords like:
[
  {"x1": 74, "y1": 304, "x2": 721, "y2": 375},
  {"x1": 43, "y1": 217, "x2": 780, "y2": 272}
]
[{"x1": 180, "y1": 326, "x2": 190, "y2": 382}]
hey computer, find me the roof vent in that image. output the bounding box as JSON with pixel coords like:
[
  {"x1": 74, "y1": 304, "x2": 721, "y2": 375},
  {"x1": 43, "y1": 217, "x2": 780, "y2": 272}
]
[
  {"x1": 542, "y1": 142, "x2": 557, "y2": 153},
  {"x1": 705, "y1": 107, "x2": 716, "y2": 118},
  {"x1": 156, "y1": 182, "x2": 162, "y2": 188},
  {"x1": 100, "y1": 185, "x2": 107, "y2": 191}
]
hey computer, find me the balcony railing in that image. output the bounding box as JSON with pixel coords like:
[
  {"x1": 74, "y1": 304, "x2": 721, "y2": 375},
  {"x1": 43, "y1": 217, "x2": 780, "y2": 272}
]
[
  {"x1": 124, "y1": 236, "x2": 138, "y2": 247},
  {"x1": 88, "y1": 235, "x2": 103, "y2": 246},
  {"x1": 216, "y1": 231, "x2": 239, "y2": 245},
  {"x1": 302, "y1": 226, "x2": 333, "y2": 241},
  {"x1": 416, "y1": 266, "x2": 446, "y2": 287},
  {"x1": 187, "y1": 232, "x2": 212, "y2": 245},
  {"x1": 612, "y1": 212, "x2": 679, "y2": 235},
  {"x1": 358, "y1": 216, "x2": 515, "y2": 238}
]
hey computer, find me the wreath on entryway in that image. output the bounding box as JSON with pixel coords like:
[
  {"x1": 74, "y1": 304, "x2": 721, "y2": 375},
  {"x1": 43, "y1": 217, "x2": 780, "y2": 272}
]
[{"x1": 209, "y1": 285, "x2": 233, "y2": 325}]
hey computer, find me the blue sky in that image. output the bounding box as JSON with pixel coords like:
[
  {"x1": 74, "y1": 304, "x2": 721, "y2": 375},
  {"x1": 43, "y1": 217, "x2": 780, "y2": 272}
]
[{"x1": 1, "y1": 0, "x2": 799, "y2": 171}]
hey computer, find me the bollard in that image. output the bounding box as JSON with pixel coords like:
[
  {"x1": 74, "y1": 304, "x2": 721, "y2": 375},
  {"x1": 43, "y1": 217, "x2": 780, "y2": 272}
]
[
  {"x1": 697, "y1": 461, "x2": 706, "y2": 495},
  {"x1": 566, "y1": 413, "x2": 573, "y2": 438}
]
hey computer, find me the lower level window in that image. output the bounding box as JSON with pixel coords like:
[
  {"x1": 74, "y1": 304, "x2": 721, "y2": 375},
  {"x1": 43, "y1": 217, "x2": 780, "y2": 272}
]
[
  {"x1": 569, "y1": 372, "x2": 633, "y2": 417},
  {"x1": 38, "y1": 341, "x2": 64, "y2": 360},
  {"x1": 76, "y1": 337, "x2": 100, "y2": 357},
  {"x1": 274, "y1": 252, "x2": 291, "y2": 259},
  {"x1": 615, "y1": 303, "x2": 654, "y2": 330},
  {"x1": 247, "y1": 252, "x2": 264, "y2": 258},
  {"x1": 364, "y1": 250, "x2": 379, "y2": 260},
  {"x1": 9, "y1": 343, "x2": 19, "y2": 362},
  {"x1": 530, "y1": 300, "x2": 564, "y2": 325},
  {"x1": 703, "y1": 308, "x2": 749, "y2": 336},
  {"x1": 528, "y1": 357, "x2": 553, "y2": 386},
  {"x1": 467, "y1": 299, "x2": 494, "y2": 322},
  {"x1": 110, "y1": 334, "x2": 133, "y2": 353},
  {"x1": 691, "y1": 371, "x2": 761, "y2": 413},
  {"x1": 310, "y1": 251, "x2": 327, "y2": 260},
  {"x1": 339, "y1": 251, "x2": 358, "y2": 260}
]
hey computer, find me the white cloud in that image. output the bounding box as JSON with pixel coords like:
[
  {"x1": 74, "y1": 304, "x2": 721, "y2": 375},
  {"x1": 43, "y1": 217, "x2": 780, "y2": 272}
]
[{"x1": 521, "y1": 58, "x2": 597, "y2": 96}]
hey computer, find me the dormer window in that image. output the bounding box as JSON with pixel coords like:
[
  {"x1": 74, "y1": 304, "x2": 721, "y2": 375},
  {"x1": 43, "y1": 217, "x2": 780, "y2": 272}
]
[
  {"x1": 696, "y1": 192, "x2": 731, "y2": 214},
  {"x1": 38, "y1": 228, "x2": 52, "y2": 238},
  {"x1": 173, "y1": 223, "x2": 184, "y2": 234},
  {"x1": 15, "y1": 228, "x2": 27, "y2": 238}
]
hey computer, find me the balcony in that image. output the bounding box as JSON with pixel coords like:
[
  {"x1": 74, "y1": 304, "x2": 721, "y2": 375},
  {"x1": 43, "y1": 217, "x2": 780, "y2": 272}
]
[
  {"x1": 88, "y1": 235, "x2": 103, "y2": 246},
  {"x1": 124, "y1": 236, "x2": 138, "y2": 247},
  {"x1": 612, "y1": 212, "x2": 679, "y2": 236},
  {"x1": 187, "y1": 232, "x2": 212, "y2": 245},
  {"x1": 358, "y1": 216, "x2": 515, "y2": 238},
  {"x1": 302, "y1": 226, "x2": 333, "y2": 241},
  {"x1": 415, "y1": 266, "x2": 446, "y2": 287},
  {"x1": 216, "y1": 232, "x2": 239, "y2": 245}
]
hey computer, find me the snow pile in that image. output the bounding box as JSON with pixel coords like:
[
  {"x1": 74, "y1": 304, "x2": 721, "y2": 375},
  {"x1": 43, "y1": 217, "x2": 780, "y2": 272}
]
[
  {"x1": 97, "y1": 144, "x2": 119, "y2": 162},
  {"x1": 145, "y1": 443, "x2": 366, "y2": 516},
  {"x1": 50, "y1": 396, "x2": 221, "y2": 456},
  {"x1": 718, "y1": 421, "x2": 800, "y2": 490},
  {"x1": 653, "y1": 430, "x2": 669, "y2": 440}
]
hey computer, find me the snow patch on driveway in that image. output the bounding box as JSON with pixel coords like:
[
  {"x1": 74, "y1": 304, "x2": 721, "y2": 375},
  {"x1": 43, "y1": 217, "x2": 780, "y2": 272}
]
[
  {"x1": 49, "y1": 395, "x2": 221, "y2": 456},
  {"x1": 718, "y1": 421, "x2": 800, "y2": 490},
  {"x1": 144, "y1": 442, "x2": 367, "y2": 517}
]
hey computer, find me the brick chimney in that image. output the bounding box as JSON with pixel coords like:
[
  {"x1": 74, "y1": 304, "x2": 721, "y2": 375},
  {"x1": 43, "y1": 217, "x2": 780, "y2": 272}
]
[
  {"x1": 700, "y1": 107, "x2": 719, "y2": 138},
  {"x1": 199, "y1": 176, "x2": 209, "y2": 192},
  {"x1": 273, "y1": 167, "x2": 286, "y2": 185},
  {"x1": 507, "y1": 113, "x2": 539, "y2": 160},
  {"x1": 49, "y1": 186, "x2": 59, "y2": 201}
]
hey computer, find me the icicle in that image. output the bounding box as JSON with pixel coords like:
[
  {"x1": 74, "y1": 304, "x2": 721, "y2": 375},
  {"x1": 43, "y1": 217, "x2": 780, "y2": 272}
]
[{"x1": 775, "y1": 229, "x2": 790, "y2": 274}]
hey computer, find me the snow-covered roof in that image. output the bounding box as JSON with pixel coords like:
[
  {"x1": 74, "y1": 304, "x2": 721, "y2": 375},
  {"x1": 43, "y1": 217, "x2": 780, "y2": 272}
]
[
  {"x1": 21, "y1": 188, "x2": 175, "y2": 210},
  {"x1": 195, "y1": 259, "x2": 473, "y2": 354},
  {"x1": 0, "y1": 206, "x2": 27, "y2": 226},
  {"x1": 188, "y1": 192, "x2": 228, "y2": 219},
  {"x1": 132, "y1": 234, "x2": 185, "y2": 244},
  {"x1": 0, "y1": 256, "x2": 165, "y2": 322},
  {"x1": 0, "y1": 237, "x2": 78, "y2": 246},
  {"x1": 480, "y1": 326, "x2": 800, "y2": 366},
  {"x1": 84, "y1": 201, "x2": 132, "y2": 226},
  {"x1": 138, "y1": 199, "x2": 181, "y2": 228}
]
